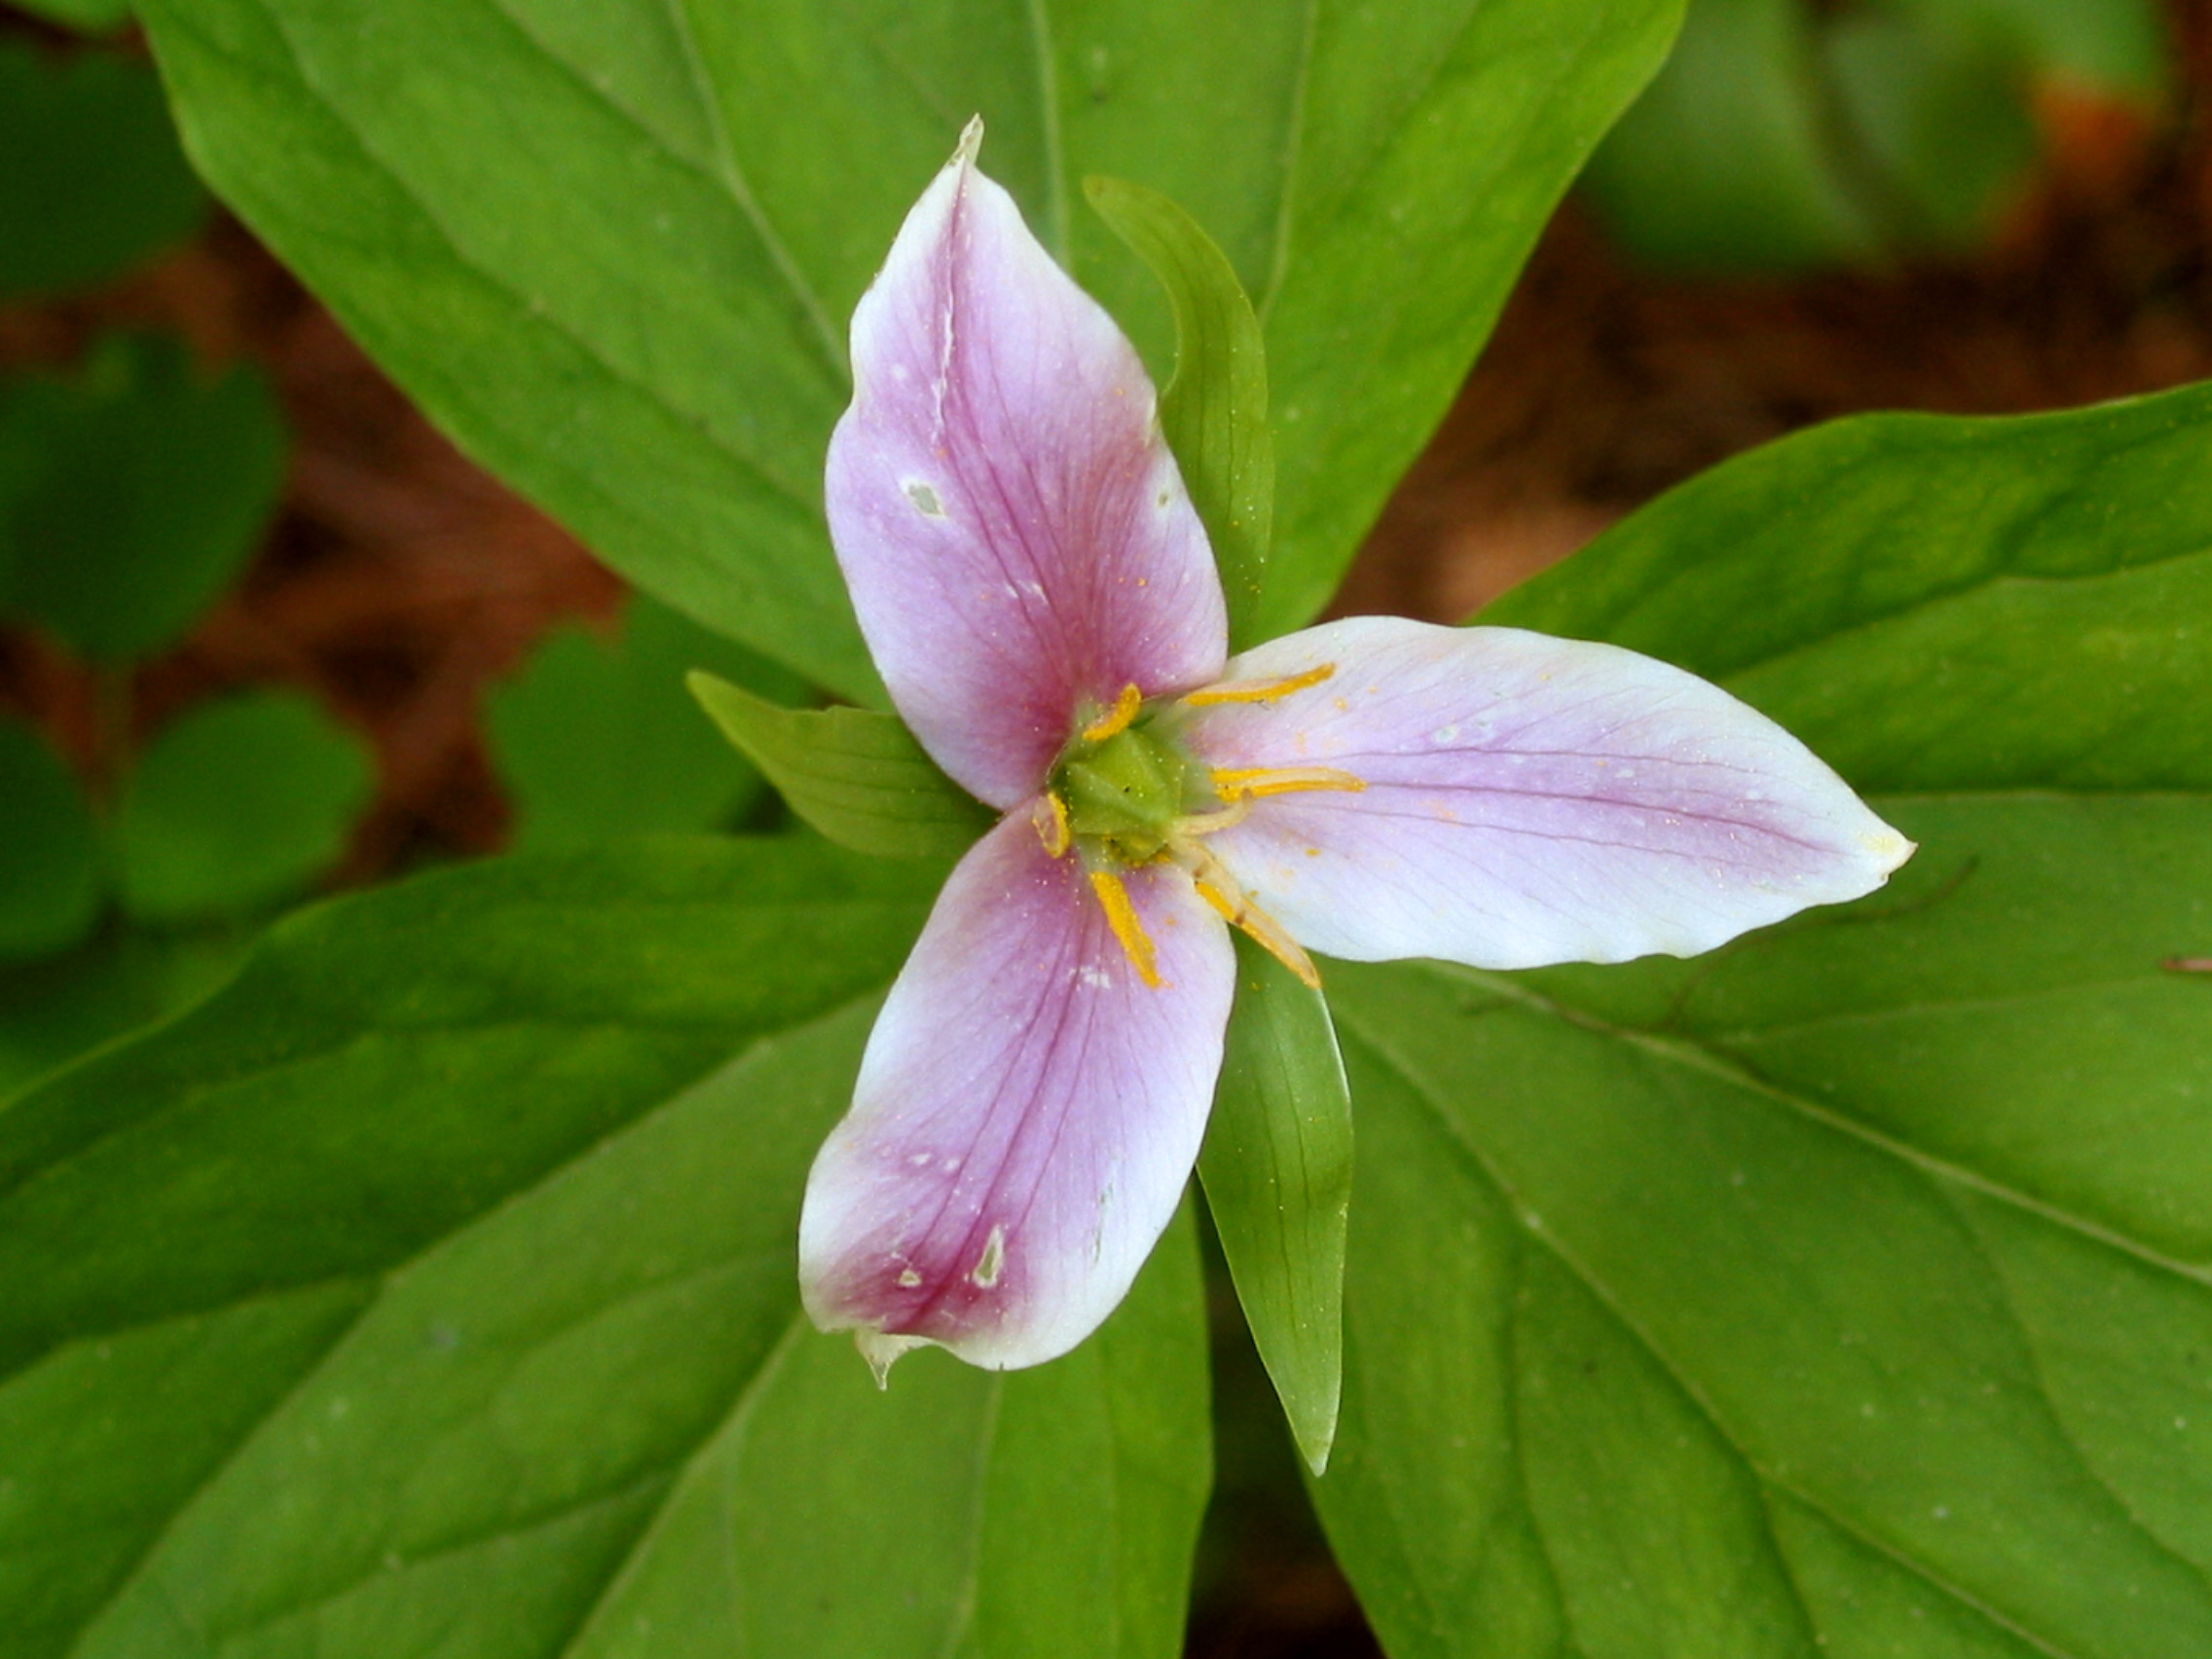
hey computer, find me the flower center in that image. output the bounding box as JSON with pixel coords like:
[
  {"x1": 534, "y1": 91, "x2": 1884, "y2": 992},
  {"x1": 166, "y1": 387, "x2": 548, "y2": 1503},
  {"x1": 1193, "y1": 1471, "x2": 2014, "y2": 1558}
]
[{"x1": 1034, "y1": 674, "x2": 1365, "y2": 993}]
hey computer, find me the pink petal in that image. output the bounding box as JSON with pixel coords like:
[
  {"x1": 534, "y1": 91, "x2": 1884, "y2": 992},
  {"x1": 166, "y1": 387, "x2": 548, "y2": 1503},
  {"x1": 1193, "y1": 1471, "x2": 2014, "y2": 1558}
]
[
  {"x1": 799, "y1": 809, "x2": 1235, "y2": 1373},
  {"x1": 1185, "y1": 617, "x2": 1912, "y2": 970},
  {"x1": 826, "y1": 120, "x2": 1227, "y2": 810}
]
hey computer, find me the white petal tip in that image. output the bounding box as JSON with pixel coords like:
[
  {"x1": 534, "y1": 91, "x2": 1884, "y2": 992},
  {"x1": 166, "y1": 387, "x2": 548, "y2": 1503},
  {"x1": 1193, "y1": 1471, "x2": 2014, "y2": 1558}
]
[
  {"x1": 1862, "y1": 829, "x2": 1917, "y2": 876},
  {"x1": 854, "y1": 1329, "x2": 933, "y2": 1388},
  {"x1": 954, "y1": 114, "x2": 984, "y2": 166}
]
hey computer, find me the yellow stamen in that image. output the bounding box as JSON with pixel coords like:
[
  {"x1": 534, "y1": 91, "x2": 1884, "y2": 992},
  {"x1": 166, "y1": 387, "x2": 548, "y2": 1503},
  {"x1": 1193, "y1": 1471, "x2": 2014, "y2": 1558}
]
[
  {"x1": 1080, "y1": 682, "x2": 1145, "y2": 742},
  {"x1": 1182, "y1": 663, "x2": 1336, "y2": 707},
  {"x1": 1212, "y1": 765, "x2": 1367, "y2": 801},
  {"x1": 1088, "y1": 869, "x2": 1163, "y2": 988},
  {"x1": 1033, "y1": 791, "x2": 1072, "y2": 858},
  {"x1": 1174, "y1": 845, "x2": 1322, "y2": 989},
  {"x1": 1193, "y1": 878, "x2": 1239, "y2": 924}
]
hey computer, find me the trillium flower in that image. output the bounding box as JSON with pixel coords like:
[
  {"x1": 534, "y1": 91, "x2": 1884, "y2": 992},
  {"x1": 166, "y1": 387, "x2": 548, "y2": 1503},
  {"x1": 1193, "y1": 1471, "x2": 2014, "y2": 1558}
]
[{"x1": 799, "y1": 121, "x2": 1913, "y2": 1380}]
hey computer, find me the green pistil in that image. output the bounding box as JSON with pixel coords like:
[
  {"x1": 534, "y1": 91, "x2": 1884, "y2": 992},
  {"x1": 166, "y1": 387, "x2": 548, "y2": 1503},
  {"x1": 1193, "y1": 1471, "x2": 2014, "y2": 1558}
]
[{"x1": 1053, "y1": 719, "x2": 1195, "y2": 866}]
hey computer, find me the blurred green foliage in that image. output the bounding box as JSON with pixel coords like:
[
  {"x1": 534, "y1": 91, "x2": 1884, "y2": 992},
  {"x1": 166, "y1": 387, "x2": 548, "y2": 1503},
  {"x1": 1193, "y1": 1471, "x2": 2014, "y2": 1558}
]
[
  {"x1": 1585, "y1": 0, "x2": 2169, "y2": 273},
  {"x1": 0, "y1": 333, "x2": 287, "y2": 660},
  {"x1": 487, "y1": 594, "x2": 806, "y2": 853},
  {"x1": 0, "y1": 36, "x2": 204, "y2": 298}
]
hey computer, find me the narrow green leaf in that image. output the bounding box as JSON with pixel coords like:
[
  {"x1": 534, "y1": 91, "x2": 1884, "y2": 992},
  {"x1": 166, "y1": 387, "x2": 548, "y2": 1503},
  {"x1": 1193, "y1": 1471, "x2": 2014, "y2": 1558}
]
[
  {"x1": 0, "y1": 335, "x2": 285, "y2": 663},
  {"x1": 687, "y1": 670, "x2": 992, "y2": 860},
  {"x1": 489, "y1": 594, "x2": 807, "y2": 852},
  {"x1": 113, "y1": 689, "x2": 372, "y2": 925},
  {"x1": 0, "y1": 839, "x2": 1209, "y2": 1658},
  {"x1": 1087, "y1": 175, "x2": 1272, "y2": 652},
  {"x1": 1199, "y1": 933, "x2": 1350, "y2": 1477},
  {"x1": 0, "y1": 43, "x2": 204, "y2": 298}
]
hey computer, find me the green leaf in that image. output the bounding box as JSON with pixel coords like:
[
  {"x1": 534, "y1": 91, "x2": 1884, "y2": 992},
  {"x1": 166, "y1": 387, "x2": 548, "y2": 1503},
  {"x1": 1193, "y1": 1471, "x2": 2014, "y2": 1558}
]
[
  {"x1": 0, "y1": 716, "x2": 100, "y2": 965},
  {"x1": 138, "y1": 0, "x2": 1681, "y2": 690},
  {"x1": 1302, "y1": 388, "x2": 2212, "y2": 1655},
  {"x1": 0, "y1": 926, "x2": 246, "y2": 1102},
  {"x1": 0, "y1": 838, "x2": 1210, "y2": 1658},
  {"x1": 113, "y1": 689, "x2": 372, "y2": 925},
  {"x1": 0, "y1": 42, "x2": 205, "y2": 298},
  {"x1": 0, "y1": 335, "x2": 286, "y2": 663},
  {"x1": 1199, "y1": 933, "x2": 1351, "y2": 1478},
  {"x1": 1087, "y1": 175, "x2": 1273, "y2": 652},
  {"x1": 488, "y1": 594, "x2": 808, "y2": 853},
  {"x1": 687, "y1": 670, "x2": 993, "y2": 860}
]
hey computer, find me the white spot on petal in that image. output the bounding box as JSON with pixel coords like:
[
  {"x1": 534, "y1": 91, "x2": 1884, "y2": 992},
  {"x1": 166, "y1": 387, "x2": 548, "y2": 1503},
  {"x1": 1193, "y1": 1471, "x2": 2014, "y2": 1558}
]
[
  {"x1": 970, "y1": 1226, "x2": 1007, "y2": 1288},
  {"x1": 904, "y1": 481, "x2": 945, "y2": 517}
]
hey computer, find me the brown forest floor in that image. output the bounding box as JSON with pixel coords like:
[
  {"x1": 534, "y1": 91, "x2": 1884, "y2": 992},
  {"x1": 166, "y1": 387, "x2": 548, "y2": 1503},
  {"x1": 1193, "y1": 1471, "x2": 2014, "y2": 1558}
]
[{"x1": 10, "y1": 3, "x2": 2212, "y2": 1654}]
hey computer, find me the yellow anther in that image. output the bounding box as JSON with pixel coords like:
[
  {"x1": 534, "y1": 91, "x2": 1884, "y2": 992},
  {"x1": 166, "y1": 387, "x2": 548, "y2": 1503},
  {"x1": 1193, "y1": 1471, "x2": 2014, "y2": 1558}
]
[
  {"x1": 1211, "y1": 765, "x2": 1367, "y2": 801},
  {"x1": 1033, "y1": 791, "x2": 1072, "y2": 858},
  {"x1": 1182, "y1": 663, "x2": 1336, "y2": 707},
  {"x1": 1193, "y1": 878, "x2": 1239, "y2": 924},
  {"x1": 1088, "y1": 869, "x2": 1163, "y2": 988},
  {"x1": 1080, "y1": 682, "x2": 1145, "y2": 743}
]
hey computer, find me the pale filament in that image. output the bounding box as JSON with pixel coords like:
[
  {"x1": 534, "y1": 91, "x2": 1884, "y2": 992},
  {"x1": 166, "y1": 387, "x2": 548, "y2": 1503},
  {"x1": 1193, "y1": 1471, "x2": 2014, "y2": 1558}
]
[{"x1": 1168, "y1": 835, "x2": 1320, "y2": 989}]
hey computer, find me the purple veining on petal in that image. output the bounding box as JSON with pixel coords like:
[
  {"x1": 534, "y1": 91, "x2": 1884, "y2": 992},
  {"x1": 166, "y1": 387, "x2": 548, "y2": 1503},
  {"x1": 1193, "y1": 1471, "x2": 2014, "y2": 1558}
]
[
  {"x1": 826, "y1": 119, "x2": 1228, "y2": 810},
  {"x1": 1184, "y1": 616, "x2": 1913, "y2": 969},
  {"x1": 798, "y1": 809, "x2": 1235, "y2": 1372}
]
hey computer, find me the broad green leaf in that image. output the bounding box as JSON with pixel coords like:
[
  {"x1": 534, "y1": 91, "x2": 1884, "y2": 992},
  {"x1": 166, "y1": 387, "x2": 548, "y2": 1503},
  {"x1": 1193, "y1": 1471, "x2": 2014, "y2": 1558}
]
[
  {"x1": 138, "y1": 0, "x2": 1680, "y2": 690},
  {"x1": 113, "y1": 689, "x2": 372, "y2": 925},
  {"x1": 0, "y1": 42, "x2": 204, "y2": 299},
  {"x1": 1087, "y1": 175, "x2": 1273, "y2": 652},
  {"x1": 687, "y1": 670, "x2": 993, "y2": 860},
  {"x1": 1583, "y1": 0, "x2": 1879, "y2": 274},
  {"x1": 0, "y1": 838, "x2": 1211, "y2": 1658},
  {"x1": 1303, "y1": 387, "x2": 2212, "y2": 1656},
  {"x1": 0, "y1": 925, "x2": 245, "y2": 1102},
  {"x1": 488, "y1": 594, "x2": 807, "y2": 853},
  {"x1": 1199, "y1": 934, "x2": 1351, "y2": 1478},
  {"x1": 0, "y1": 717, "x2": 100, "y2": 966},
  {"x1": 0, "y1": 335, "x2": 286, "y2": 663}
]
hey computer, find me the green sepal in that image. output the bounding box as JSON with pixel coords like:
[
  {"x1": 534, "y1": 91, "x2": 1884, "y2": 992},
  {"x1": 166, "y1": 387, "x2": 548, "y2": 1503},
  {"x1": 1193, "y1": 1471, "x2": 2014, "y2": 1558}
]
[
  {"x1": 687, "y1": 671, "x2": 993, "y2": 860},
  {"x1": 1199, "y1": 932, "x2": 1353, "y2": 1477},
  {"x1": 1085, "y1": 175, "x2": 1274, "y2": 653}
]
